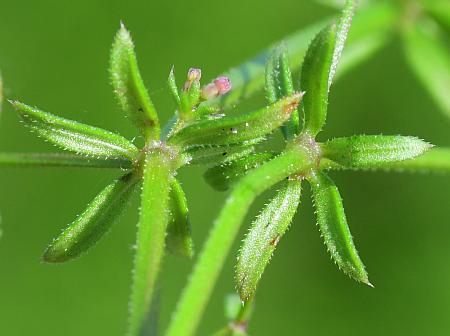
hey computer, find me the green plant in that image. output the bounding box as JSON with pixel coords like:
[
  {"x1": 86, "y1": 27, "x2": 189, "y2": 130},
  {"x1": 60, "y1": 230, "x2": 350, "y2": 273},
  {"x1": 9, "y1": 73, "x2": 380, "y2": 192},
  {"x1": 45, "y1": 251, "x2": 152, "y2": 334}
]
[{"x1": 1, "y1": 1, "x2": 449, "y2": 336}]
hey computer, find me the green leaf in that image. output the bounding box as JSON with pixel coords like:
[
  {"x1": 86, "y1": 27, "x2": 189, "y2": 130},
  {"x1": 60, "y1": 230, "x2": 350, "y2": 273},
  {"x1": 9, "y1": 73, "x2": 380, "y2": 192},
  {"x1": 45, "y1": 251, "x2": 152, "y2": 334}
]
[
  {"x1": 204, "y1": 152, "x2": 275, "y2": 191},
  {"x1": 168, "y1": 67, "x2": 181, "y2": 107},
  {"x1": 308, "y1": 171, "x2": 370, "y2": 285},
  {"x1": 322, "y1": 135, "x2": 433, "y2": 169},
  {"x1": 43, "y1": 173, "x2": 138, "y2": 263},
  {"x1": 402, "y1": 20, "x2": 450, "y2": 117},
  {"x1": 10, "y1": 101, "x2": 139, "y2": 161},
  {"x1": 111, "y1": 23, "x2": 160, "y2": 139},
  {"x1": 129, "y1": 151, "x2": 174, "y2": 336},
  {"x1": 168, "y1": 93, "x2": 303, "y2": 147},
  {"x1": 301, "y1": 1, "x2": 355, "y2": 136},
  {"x1": 236, "y1": 180, "x2": 302, "y2": 301},
  {"x1": 185, "y1": 143, "x2": 256, "y2": 166},
  {"x1": 166, "y1": 178, "x2": 194, "y2": 258},
  {"x1": 0, "y1": 152, "x2": 133, "y2": 169},
  {"x1": 265, "y1": 45, "x2": 298, "y2": 139}
]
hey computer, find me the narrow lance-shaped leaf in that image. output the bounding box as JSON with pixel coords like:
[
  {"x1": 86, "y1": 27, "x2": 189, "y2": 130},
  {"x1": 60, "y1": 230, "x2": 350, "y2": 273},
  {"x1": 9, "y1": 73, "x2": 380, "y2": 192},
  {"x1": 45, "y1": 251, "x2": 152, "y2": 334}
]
[
  {"x1": 129, "y1": 151, "x2": 173, "y2": 336},
  {"x1": 168, "y1": 93, "x2": 303, "y2": 147},
  {"x1": 166, "y1": 178, "x2": 194, "y2": 258},
  {"x1": 265, "y1": 46, "x2": 299, "y2": 139},
  {"x1": 321, "y1": 147, "x2": 450, "y2": 173},
  {"x1": 301, "y1": 0, "x2": 355, "y2": 135},
  {"x1": 204, "y1": 152, "x2": 275, "y2": 191},
  {"x1": 402, "y1": 21, "x2": 450, "y2": 117},
  {"x1": 11, "y1": 101, "x2": 139, "y2": 161},
  {"x1": 43, "y1": 172, "x2": 139, "y2": 263},
  {"x1": 0, "y1": 152, "x2": 133, "y2": 169},
  {"x1": 308, "y1": 171, "x2": 370, "y2": 285},
  {"x1": 321, "y1": 135, "x2": 433, "y2": 169},
  {"x1": 236, "y1": 180, "x2": 302, "y2": 301},
  {"x1": 111, "y1": 23, "x2": 160, "y2": 139}
]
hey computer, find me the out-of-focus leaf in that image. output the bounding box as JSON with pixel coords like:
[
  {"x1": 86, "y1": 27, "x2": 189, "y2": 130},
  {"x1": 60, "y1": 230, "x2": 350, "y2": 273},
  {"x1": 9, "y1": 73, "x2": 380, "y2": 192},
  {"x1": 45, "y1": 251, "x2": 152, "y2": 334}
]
[
  {"x1": 43, "y1": 173, "x2": 138, "y2": 263},
  {"x1": 11, "y1": 101, "x2": 139, "y2": 161},
  {"x1": 301, "y1": 0, "x2": 355, "y2": 136},
  {"x1": 204, "y1": 152, "x2": 275, "y2": 191},
  {"x1": 403, "y1": 20, "x2": 450, "y2": 117},
  {"x1": 169, "y1": 93, "x2": 303, "y2": 147},
  {"x1": 322, "y1": 135, "x2": 433, "y2": 169},
  {"x1": 111, "y1": 23, "x2": 160, "y2": 139},
  {"x1": 308, "y1": 172, "x2": 370, "y2": 285},
  {"x1": 166, "y1": 178, "x2": 194, "y2": 258},
  {"x1": 236, "y1": 180, "x2": 302, "y2": 301},
  {"x1": 423, "y1": 0, "x2": 450, "y2": 31},
  {"x1": 265, "y1": 45, "x2": 298, "y2": 139}
]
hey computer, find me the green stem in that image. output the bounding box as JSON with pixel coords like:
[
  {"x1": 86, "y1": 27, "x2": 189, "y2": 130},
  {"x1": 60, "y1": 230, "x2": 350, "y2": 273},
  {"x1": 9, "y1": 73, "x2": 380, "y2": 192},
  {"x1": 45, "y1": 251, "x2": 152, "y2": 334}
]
[
  {"x1": 0, "y1": 152, "x2": 133, "y2": 169},
  {"x1": 128, "y1": 150, "x2": 174, "y2": 336},
  {"x1": 165, "y1": 147, "x2": 314, "y2": 336}
]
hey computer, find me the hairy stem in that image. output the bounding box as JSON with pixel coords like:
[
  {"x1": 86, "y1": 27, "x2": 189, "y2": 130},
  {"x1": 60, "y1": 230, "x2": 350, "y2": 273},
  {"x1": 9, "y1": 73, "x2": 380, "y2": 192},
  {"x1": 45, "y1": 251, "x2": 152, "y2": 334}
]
[
  {"x1": 166, "y1": 147, "x2": 314, "y2": 336},
  {"x1": 128, "y1": 150, "x2": 174, "y2": 336}
]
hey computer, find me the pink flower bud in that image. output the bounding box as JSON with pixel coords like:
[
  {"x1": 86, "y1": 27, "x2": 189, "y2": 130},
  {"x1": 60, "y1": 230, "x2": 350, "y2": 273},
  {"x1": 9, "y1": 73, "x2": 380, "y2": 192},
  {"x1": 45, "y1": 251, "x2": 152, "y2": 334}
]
[
  {"x1": 213, "y1": 76, "x2": 231, "y2": 95},
  {"x1": 201, "y1": 76, "x2": 232, "y2": 100},
  {"x1": 183, "y1": 68, "x2": 202, "y2": 91}
]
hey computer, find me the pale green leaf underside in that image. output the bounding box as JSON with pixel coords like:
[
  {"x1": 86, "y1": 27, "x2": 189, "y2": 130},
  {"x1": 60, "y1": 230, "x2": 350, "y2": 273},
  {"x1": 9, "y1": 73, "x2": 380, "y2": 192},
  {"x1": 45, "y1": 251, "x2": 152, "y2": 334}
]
[
  {"x1": 403, "y1": 21, "x2": 450, "y2": 117},
  {"x1": 43, "y1": 173, "x2": 138, "y2": 263},
  {"x1": 236, "y1": 179, "x2": 302, "y2": 301},
  {"x1": 322, "y1": 135, "x2": 433, "y2": 168},
  {"x1": 309, "y1": 171, "x2": 369, "y2": 285},
  {"x1": 12, "y1": 101, "x2": 139, "y2": 161}
]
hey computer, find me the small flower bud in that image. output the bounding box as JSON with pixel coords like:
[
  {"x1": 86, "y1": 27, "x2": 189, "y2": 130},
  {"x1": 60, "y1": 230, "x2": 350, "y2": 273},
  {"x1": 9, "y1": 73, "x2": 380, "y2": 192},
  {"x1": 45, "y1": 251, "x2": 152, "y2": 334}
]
[
  {"x1": 183, "y1": 68, "x2": 202, "y2": 91},
  {"x1": 201, "y1": 76, "x2": 232, "y2": 100}
]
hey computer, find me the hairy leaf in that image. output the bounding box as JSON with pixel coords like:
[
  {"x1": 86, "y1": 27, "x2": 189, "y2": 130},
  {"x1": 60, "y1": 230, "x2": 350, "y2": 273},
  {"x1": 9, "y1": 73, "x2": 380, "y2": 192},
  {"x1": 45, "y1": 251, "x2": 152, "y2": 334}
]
[
  {"x1": 265, "y1": 45, "x2": 298, "y2": 139},
  {"x1": 43, "y1": 173, "x2": 138, "y2": 263},
  {"x1": 309, "y1": 172, "x2": 370, "y2": 285},
  {"x1": 168, "y1": 93, "x2": 303, "y2": 146},
  {"x1": 236, "y1": 180, "x2": 302, "y2": 301},
  {"x1": 301, "y1": 1, "x2": 355, "y2": 135},
  {"x1": 166, "y1": 178, "x2": 194, "y2": 258},
  {"x1": 11, "y1": 101, "x2": 139, "y2": 160},
  {"x1": 403, "y1": 21, "x2": 450, "y2": 117},
  {"x1": 204, "y1": 152, "x2": 275, "y2": 191},
  {"x1": 322, "y1": 135, "x2": 433, "y2": 169},
  {"x1": 168, "y1": 67, "x2": 181, "y2": 107},
  {"x1": 111, "y1": 23, "x2": 160, "y2": 139},
  {"x1": 0, "y1": 152, "x2": 133, "y2": 169}
]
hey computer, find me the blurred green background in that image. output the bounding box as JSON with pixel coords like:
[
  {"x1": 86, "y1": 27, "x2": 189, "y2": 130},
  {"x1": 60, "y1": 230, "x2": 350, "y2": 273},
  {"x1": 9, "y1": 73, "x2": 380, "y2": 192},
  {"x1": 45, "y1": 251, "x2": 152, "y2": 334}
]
[{"x1": 1, "y1": 0, "x2": 449, "y2": 335}]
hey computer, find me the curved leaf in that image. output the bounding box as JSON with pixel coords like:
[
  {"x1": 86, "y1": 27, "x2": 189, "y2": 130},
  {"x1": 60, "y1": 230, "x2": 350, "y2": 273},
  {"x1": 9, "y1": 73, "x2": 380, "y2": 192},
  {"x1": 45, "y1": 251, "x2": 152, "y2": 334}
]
[
  {"x1": 166, "y1": 178, "x2": 194, "y2": 258},
  {"x1": 11, "y1": 101, "x2": 139, "y2": 161},
  {"x1": 43, "y1": 173, "x2": 138, "y2": 263},
  {"x1": 308, "y1": 171, "x2": 370, "y2": 285},
  {"x1": 236, "y1": 180, "x2": 302, "y2": 301},
  {"x1": 111, "y1": 23, "x2": 160, "y2": 139}
]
